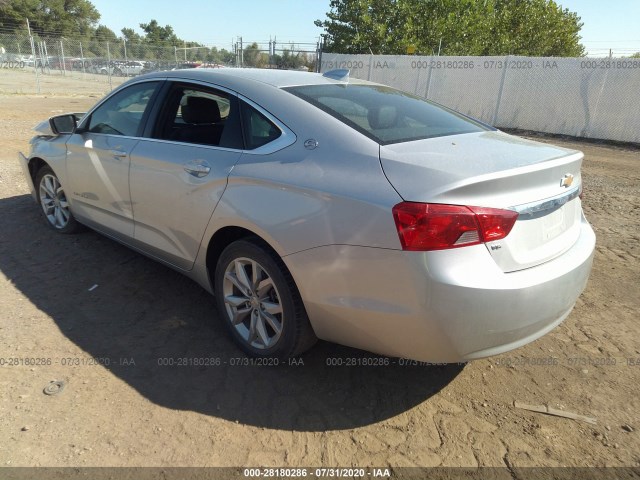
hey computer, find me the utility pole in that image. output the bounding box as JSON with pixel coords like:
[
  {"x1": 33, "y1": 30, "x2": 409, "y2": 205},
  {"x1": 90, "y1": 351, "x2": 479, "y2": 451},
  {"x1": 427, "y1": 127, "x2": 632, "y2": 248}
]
[
  {"x1": 239, "y1": 36, "x2": 243, "y2": 68},
  {"x1": 317, "y1": 36, "x2": 324, "y2": 73}
]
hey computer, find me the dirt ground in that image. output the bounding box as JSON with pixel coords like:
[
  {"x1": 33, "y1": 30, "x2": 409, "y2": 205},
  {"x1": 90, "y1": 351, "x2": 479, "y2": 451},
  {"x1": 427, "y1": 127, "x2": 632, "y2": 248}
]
[{"x1": 0, "y1": 71, "x2": 639, "y2": 474}]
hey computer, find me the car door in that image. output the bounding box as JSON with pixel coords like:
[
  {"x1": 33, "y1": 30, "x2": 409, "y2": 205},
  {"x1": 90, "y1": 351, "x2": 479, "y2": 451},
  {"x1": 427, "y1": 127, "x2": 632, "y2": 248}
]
[
  {"x1": 65, "y1": 81, "x2": 161, "y2": 239},
  {"x1": 128, "y1": 81, "x2": 244, "y2": 270}
]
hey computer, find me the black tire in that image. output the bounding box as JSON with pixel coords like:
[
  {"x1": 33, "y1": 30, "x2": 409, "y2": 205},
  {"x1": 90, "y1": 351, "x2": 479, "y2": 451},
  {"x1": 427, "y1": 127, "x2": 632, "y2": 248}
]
[
  {"x1": 214, "y1": 239, "x2": 316, "y2": 358},
  {"x1": 35, "y1": 165, "x2": 80, "y2": 234}
]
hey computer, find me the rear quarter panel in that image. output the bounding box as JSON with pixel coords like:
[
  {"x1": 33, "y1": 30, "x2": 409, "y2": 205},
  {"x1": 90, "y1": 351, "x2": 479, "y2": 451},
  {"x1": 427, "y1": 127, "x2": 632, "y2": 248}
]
[{"x1": 198, "y1": 88, "x2": 404, "y2": 259}]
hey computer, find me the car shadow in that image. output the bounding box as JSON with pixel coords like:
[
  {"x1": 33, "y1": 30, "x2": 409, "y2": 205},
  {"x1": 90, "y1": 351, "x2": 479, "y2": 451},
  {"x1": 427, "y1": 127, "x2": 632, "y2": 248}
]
[{"x1": 0, "y1": 194, "x2": 464, "y2": 431}]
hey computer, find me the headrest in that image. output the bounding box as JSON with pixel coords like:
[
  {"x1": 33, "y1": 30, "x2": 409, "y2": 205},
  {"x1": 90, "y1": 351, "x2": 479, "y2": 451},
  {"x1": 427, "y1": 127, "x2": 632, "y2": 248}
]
[
  {"x1": 182, "y1": 96, "x2": 221, "y2": 124},
  {"x1": 367, "y1": 105, "x2": 398, "y2": 130}
]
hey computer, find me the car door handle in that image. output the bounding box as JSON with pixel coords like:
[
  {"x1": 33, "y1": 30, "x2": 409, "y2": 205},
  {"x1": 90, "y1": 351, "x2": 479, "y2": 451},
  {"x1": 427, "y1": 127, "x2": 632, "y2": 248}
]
[
  {"x1": 184, "y1": 161, "x2": 211, "y2": 178},
  {"x1": 109, "y1": 149, "x2": 127, "y2": 159}
]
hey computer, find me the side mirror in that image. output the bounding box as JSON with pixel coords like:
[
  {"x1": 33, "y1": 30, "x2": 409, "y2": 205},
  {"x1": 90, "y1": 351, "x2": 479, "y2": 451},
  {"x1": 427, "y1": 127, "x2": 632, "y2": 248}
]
[{"x1": 49, "y1": 113, "x2": 82, "y2": 135}]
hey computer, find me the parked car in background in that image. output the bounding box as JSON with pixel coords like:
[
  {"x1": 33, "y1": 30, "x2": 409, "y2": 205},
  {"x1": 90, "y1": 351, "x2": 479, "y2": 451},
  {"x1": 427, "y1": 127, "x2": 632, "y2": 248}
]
[
  {"x1": 19, "y1": 68, "x2": 595, "y2": 361},
  {"x1": 88, "y1": 60, "x2": 148, "y2": 76},
  {"x1": 113, "y1": 60, "x2": 145, "y2": 77},
  {"x1": 49, "y1": 56, "x2": 79, "y2": 71},
  {"x1": 71, "y1": 59, "x2": 93, "y2": 71},
  {"x1": 0, "y1": 52, "x2": 28, "y2": 68},
  {"x1": 86, "y1": 58, "x2": 109, "y2": 74}
]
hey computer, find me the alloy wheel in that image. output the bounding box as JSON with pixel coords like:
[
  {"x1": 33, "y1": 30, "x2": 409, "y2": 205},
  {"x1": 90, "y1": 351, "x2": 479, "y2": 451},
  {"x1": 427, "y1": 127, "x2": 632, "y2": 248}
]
[
  {"x1": 39, "y1": 174, "x2": 71, "y2": 229},
  {"x1": 222, "y1": 257, "x2": 284, "y2": 349}
]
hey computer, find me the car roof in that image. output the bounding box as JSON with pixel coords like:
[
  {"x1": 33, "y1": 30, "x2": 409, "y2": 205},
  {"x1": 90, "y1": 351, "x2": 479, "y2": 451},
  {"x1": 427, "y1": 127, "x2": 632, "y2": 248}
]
[{"x1": 139, "y1": 67, "x2": 372, "y2": 89}]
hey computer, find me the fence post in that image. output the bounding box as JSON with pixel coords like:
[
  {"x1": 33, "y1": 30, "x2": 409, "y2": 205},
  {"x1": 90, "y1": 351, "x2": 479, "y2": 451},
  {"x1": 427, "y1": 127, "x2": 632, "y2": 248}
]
[
  {"x1": 80, "y1": 41, "x2": 86, "y2": 77},
  {"x1": 107, "y1": 41, "x2": 112, "y2": 90},
  {"x1": 316, "y1": 38, "x2": 323, "y2": 73},
  {"x1": 414, "y1": 56, "x2": 423, "y2": 96},
  {"x1": 42, "y1": 41, "x2": 50, "y2": 73},
  {"x1": 60, "y1": 39, "x2": 66, "y2": 76},
  {"x1": 493, "y1": 55, "x2": 510, "y2": 126},
  {"x1": 584, "y1": 61, "x2": 610, "y2": 138},
  {"x1": 29, "y1": 37, "x2": 40, "y2": 92},
  {"x1": 26, "y1": 18, "x2": 41, "y2": 94},
  {"x1": 38, "y1": 41, "x2": 45, "y2": 72},
  {"x1": 425, "y1": 56, "x2": 434, "y2": 99}
]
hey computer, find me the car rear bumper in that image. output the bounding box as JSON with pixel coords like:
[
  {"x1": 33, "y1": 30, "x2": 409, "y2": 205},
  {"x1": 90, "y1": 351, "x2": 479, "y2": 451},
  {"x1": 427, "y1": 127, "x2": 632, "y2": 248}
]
[
  {"x1": 18, "y1": 152, "x2": 37, "y2": 201},
  {"x1": 284, "y1": 214, "x2": 595, "y2": 362}
]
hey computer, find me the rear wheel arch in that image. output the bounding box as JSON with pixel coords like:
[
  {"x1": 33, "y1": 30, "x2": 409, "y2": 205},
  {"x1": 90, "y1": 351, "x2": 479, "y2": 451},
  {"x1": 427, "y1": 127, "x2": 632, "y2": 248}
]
[
  {"x1": 207, "y1": 227, "x2": 317, "y2": 357},
  {"x1": 204, "y1": 227, "x2": 310, "y2": 325},
  {"x1": 205, "y1": 226, "x2": 288, "y2": 290}
]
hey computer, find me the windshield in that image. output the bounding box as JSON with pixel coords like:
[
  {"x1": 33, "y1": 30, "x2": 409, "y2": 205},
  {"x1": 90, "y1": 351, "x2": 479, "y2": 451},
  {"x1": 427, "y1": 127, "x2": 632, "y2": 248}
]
[{"x1": 284, "y1": 84, "x2": 490, "y2": 145}]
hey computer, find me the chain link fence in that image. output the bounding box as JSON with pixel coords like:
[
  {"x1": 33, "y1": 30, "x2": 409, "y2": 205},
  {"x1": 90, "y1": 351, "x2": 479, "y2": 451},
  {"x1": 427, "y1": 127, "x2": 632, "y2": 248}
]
[
  {"x1": 0, "y1": 32, "x2": 320, "y2": 93},
  {"x1": 3, "y1": 32, "x2": 639, "y2": 143},
  {"x1": 319, "y1": 53, "x2": 640, "y2": 143}
]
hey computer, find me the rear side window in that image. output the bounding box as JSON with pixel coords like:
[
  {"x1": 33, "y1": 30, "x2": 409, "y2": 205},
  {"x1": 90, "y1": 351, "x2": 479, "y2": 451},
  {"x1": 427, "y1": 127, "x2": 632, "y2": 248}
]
[
  {"x1": 87, "y1": 82, "x2": 159, "y2": 137},
  {"x1": 284, "y1": 84, "x2": 489, "y2": 145},
  {"x1": 240, "y1": 101, "x2": 281, "y2": 149}
]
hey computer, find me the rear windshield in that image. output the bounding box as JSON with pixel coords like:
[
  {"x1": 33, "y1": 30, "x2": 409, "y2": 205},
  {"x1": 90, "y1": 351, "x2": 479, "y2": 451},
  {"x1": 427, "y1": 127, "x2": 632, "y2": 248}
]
[{"x1": 284, "y1": 84, "x2": 489, "y2": 145}]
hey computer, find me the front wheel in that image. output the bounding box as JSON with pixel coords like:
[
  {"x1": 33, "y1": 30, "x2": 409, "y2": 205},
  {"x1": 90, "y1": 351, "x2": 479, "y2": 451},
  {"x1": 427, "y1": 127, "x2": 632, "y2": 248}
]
[
  {"x1": 35, "y1": 166, "x2": 80, "y2": 234},
  {"x1": 214, "y1": 239, "x2": 316, "y2": 358}
]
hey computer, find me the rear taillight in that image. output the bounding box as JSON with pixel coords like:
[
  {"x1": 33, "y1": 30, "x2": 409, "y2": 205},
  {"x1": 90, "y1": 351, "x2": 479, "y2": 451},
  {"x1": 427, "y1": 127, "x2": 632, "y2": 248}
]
[{"x1": 392, "y1": 202, "x2": 519, "y2": 251}]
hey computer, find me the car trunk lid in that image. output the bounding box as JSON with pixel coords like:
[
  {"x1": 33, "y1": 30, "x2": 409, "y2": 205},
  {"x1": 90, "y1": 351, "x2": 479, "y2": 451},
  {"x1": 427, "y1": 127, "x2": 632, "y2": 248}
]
[{"x1": 380, "y1": 131, "x2": 584, "y2": 272}]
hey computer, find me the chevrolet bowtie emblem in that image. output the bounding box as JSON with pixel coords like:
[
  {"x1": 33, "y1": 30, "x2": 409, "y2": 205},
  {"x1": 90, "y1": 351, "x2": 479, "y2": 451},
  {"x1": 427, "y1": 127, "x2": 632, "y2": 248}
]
[{"x1": 561, "y1": 174, "x2": 574, "y2": 188}]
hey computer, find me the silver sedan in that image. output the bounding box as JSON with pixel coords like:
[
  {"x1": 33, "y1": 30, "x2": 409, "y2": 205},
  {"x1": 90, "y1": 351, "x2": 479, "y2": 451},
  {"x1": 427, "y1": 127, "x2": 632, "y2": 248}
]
[{"x1": 19, "y1": 68, "x2": 595, "y2": 361}]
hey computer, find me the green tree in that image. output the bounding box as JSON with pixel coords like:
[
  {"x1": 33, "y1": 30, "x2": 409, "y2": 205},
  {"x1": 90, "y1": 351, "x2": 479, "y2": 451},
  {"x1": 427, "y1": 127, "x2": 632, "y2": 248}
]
[
  {"x1": 138, "y1": 19, "x2": 181, "y2": 60},
  {"x1": 487, "y1": 0, "x2": 584, "y2": 56},
  {"x1": 93, "y1": 24, "x2": 117, "y2": 43},
  {"x1": 121, "y1": 27, "x2": 148, "y2": 59},
  {"x1": 273, "y1": 49, "x2": 308, "y2": 70},
  {"x1": 121, "y1": 27, "x2": 143, "y2": 44},
  {"x1": 315, "y1": 0, "x2": 409, "y2": 54},
  {"x1": 0, "y1": 0, "x2": 100, "y2": 37},
  {"x1": 316, "y1": 0, "x2": 585, "y2": 57},
  {"x1": 139, "y1": 19, "x2": 179, "y2": 47},
  {"x1": 84, "y1": 24, "x2": 119, "y2": 57},
  {"x1": 243, "y1": 42, "x2": 267, "y2": 67},
  {"x1": 206, "y1": 46, "x2": 234, "y2": 65}
]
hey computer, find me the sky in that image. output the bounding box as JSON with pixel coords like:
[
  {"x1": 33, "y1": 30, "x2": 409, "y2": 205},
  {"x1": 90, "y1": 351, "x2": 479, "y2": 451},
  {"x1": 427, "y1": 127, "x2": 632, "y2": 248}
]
[
  {"x1": 90, "y1": 0, "x2": 328, "y2": 50},
  {"x1": 89, "y1": 0, "x2": 640, "y2": 56}
]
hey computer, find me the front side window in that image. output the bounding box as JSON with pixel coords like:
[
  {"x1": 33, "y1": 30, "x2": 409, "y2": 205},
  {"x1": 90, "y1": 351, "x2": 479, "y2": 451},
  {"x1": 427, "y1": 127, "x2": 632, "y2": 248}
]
[
  {"x1": 284, "y1": 84, "x2": 489, "y2": 145},
  {"x1": 86, "y1": 82, "x2": 159, "y2": 137}
]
